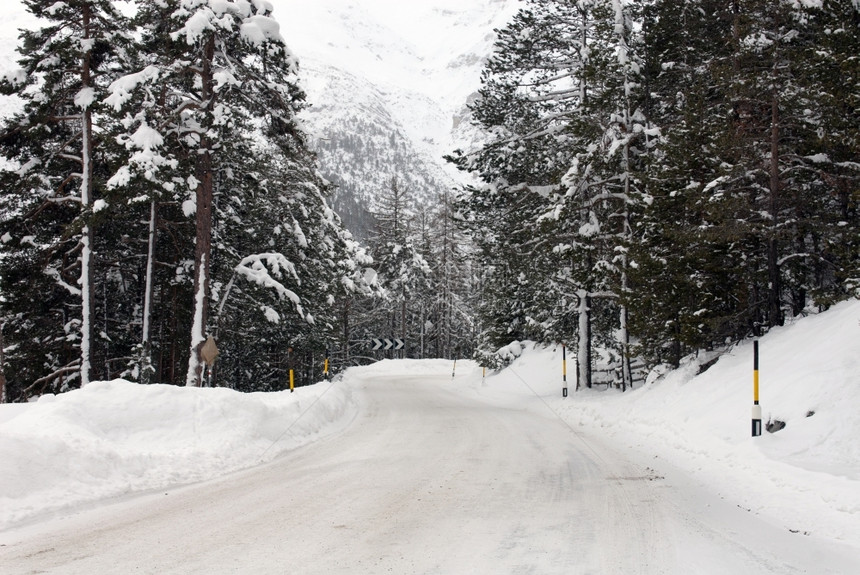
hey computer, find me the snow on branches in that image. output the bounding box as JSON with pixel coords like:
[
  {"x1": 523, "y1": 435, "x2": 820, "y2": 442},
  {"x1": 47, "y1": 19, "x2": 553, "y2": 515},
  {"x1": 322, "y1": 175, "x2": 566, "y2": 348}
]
[{"x1": 234, "y1": 253, "x2": 308, "y2": 322}]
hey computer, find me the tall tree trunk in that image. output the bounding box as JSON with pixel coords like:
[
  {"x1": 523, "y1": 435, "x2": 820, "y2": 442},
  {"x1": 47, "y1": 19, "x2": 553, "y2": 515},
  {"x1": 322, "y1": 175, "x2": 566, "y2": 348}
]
[
  {"x1": 139, "y1": 200, "x2": 158, "y2": 383},
  {"x1": 0, "y1": 323, "x2": 6, "y2": 403},
  {"x1": 342, "y1": 297, "x2": 351, "y2": 364},
  {"x1": 576, "y1": 289, "x2": 592, "y2": 389},
  {"x1": 767, "y1": 85, "x2": 783, "y2": 327},
  {"x1": 79, "y1": 4, "x2": 95, "y2": 386},
  {"x1": 619, "y1": 95, "x2": 633, "y2": 392},
  {"x1": 186, "y1": 36, "x2": 216, "y2": 387},
  {"x1": 142, "y1": 200, "x2": 157, "y2": 346},
  {"x1": 401, "y1": 296, "x2": 407, "y2": 359}
]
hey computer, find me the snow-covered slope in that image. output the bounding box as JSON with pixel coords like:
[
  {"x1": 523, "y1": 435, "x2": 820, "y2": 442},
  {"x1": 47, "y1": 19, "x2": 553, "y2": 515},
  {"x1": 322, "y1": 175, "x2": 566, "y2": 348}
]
[
  {"x1": 473, "y1": 300, "x2": 860, "y2": 548},
  {"x1": 276, "y1": 0, "x2": 519, "y2": 236}
]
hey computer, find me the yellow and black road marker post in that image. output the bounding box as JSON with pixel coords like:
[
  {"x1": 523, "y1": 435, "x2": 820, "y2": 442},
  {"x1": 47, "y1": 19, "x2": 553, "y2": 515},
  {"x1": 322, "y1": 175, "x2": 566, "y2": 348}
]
[
  {"x1": 323, "y1": 348, "x2": 330, "y2": 380},
  {"x1": 752, "y1": 339, "x2": 762, "y2": 437},
  {"x1": 288, "y1": 346, "x2": 295, "y2": 393},
  {"x1": 562, "y1": 343, "x2": 568, "y2": 398}
]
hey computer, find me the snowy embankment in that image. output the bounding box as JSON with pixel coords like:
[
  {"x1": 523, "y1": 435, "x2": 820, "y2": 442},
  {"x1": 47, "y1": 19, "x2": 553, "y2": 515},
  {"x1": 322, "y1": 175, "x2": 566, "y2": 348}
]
[
  {"x1": 1, "y1": 300, "x2": 858, "y2": 554},
  {"x1": 461, "y1": 299, "x2": 860, "y2": 550},
  {"x1": 0, "y1": 379, "x2": 357, "y2": 530}
]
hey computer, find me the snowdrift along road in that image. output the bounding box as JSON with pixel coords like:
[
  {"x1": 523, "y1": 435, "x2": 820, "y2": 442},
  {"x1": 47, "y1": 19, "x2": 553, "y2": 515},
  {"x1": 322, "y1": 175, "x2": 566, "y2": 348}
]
[{"x1": 3, "y1": 353, "x2": 860, "y2": 574}]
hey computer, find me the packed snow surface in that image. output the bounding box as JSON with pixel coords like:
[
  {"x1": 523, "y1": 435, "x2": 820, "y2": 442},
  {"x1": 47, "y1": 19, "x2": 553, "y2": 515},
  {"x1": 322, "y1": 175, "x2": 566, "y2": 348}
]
[{"x1": 1, "y1": 300, "x2": 859, "y2": 573}]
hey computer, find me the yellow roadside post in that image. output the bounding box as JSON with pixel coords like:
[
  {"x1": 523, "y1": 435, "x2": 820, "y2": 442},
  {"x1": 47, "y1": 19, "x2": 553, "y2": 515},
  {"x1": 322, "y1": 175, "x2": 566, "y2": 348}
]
[
  {"x1": 752, "y1": 339, "x2": 762, "y2": 436},
  {"x1": 562, "y1": 343, "x2": 568, "y2": 398},
  {"x1": 323, "y1": 348, "x2": 330, "y2": 380},
  {"x1": 288, "y1": 347, "x2": 295, "y2": 393}
]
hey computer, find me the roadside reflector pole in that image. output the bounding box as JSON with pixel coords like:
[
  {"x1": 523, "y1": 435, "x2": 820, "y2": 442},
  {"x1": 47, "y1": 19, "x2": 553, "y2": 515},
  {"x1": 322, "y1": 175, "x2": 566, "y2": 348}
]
[
  {"x1": 752, "y1": 339, "x2": 761, "y2": 437},
  {"x1": 482, "y1": 366, "x2": 486, "y2": 386},
  {"x1": 323, "y1": 348, "x2": 330, "y2": 380},
  {"x1": 562, "y1": 343, "x2": 568, "y2": 398},
  {"x1": 452, "y1": 359, "x2": 457, "y2": 380},
  {"x1": 288, "y1": 346, "x2": 295, "y2": 393}
]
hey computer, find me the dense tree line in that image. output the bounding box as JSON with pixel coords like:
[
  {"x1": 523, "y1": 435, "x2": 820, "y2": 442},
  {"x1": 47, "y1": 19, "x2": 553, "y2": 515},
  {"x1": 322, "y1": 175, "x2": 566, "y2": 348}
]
[
  {"x1": 3, "y1": 0, "x2": 855, "y2": 400},
  {"x1": 340, "y1": 177, "x2": 477, "y2": 364},
  {"x1": 451, "y1": 0, "x2": 859, "y2": 387},
  {"x1": 0, "y1": 0, "x2": 479, "y2": 401},
  {"x1": 0, "y1": 0, "x2": 378, "y2": 399}
]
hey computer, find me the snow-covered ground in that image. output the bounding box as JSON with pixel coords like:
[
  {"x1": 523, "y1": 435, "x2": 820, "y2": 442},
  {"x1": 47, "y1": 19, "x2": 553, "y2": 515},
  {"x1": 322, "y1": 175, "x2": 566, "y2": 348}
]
[
  {"x1": 475, "y1": 299, "x2": 860, "y2": 554},
  {"x1": 1, "y1": 300, "x2": 859, "y2": 573}
]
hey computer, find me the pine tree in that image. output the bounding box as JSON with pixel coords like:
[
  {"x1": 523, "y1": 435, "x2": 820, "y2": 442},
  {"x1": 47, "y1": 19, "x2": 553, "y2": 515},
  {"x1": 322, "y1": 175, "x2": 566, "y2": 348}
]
[
  {"x1": 788, "y1": 1, "x2": 860, "y2": 305},
  {"x1": 366, "y1": 177, "x2": 431, "y2": 358},
  {"x1": 448, "y1": 2, "x2": 579, "y2": 358},
  {"x1": 628, "y1": 0, "x2": 740, "y2": 366},
  {"x1": 0, "y1": 0, "x2": 132, "y2": 396},
  {"x1": 630, "y1": 0, "x2": 859, "y2": 367},
  {"x1": 105, "y1": 0, "x2": 317, "y2": 386},
  {"x1": 452, "y1": 0, "x2": 651, "y2": 388}
]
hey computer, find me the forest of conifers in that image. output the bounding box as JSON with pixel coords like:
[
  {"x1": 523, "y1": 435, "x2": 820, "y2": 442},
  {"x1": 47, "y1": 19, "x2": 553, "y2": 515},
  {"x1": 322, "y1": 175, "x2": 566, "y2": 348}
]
[
  {"x1": 451, "y1": 0, "x2": 859, "y2": 388},
  {"x1": 0, "y1": 0, "x2": 474, "y2": 401},
  {"x1": 0, "y1": 0, "x2": 857, "y2": 400}
]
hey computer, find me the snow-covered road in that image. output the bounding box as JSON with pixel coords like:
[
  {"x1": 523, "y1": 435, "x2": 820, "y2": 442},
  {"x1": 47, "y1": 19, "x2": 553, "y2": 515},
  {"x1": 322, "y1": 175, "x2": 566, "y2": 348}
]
[{"x1": 1, "y1": 365, "x2": 856, "y2": 574}]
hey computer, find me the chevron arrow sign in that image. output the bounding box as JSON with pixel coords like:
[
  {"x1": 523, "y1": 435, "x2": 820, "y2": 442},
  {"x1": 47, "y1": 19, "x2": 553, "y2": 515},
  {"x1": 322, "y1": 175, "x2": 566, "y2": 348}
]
[{"x1": 370, "y1": 338, "x2": 406, "y2": 351}]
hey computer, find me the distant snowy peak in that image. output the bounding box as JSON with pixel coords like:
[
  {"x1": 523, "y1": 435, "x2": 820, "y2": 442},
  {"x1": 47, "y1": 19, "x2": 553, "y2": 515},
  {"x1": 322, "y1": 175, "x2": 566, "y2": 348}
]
[
  {"x1": 280, "y1": 0, "x2": 516, "y2": 85},
  {"x1": 277, "y1": 0, "x2": 519, "y2": 231},
  {"x1": 300, "y1": 61, "x2": 456, "y2": 239}
]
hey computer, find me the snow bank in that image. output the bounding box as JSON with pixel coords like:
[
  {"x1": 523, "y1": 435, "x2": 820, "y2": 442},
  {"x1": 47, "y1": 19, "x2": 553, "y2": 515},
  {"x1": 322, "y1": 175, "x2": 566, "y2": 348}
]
[
  {"x1": 461, "y1": 299, "x2": 860, "y2": 548},
  {"x1": 0, "y1": 379, "x2": 356, "y2": 530},
  {"x1": 2, "y1": 301, "x2": 857, "y2": 549}
]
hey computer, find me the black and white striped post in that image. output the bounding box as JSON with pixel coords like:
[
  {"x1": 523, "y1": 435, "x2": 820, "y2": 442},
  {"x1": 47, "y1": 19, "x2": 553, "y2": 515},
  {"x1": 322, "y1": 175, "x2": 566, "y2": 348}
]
[
  {"x1": 751, "y1": 339, "x2": 762, "y2": 437},
  {"x1": 562, "y1": 343, "x2": 568, "y2": 398}
]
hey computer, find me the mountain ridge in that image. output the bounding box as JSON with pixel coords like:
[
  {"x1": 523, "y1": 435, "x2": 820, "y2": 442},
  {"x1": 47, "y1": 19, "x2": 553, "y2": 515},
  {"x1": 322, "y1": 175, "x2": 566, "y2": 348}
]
[{"x1": 276, "y1": 0, "x2": 520, "y2": 235}]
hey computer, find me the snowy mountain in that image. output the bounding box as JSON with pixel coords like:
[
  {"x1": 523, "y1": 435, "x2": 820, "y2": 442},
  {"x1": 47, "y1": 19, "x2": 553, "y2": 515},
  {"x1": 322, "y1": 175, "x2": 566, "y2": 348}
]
[
  {"x1": 0, "y1": 0, "x2": 519, "y2": 237},
  {"x1": 273, "y1": 0, "x2": 520, "y2": 237}
]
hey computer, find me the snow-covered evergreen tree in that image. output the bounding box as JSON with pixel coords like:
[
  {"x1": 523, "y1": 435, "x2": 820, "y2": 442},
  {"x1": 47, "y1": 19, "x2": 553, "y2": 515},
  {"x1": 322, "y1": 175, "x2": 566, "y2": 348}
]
[
  {"x1": 105, "y1": 0, "x2": 331, "y2": 387},
  {"x1": 452, "y1": 0, "x2": 651, "y2": 388},
  {"x1": 0, "y1": 0, "x2": 132, "y2": 395},
  {"x1": 631, "y1": 0, "x2": 859, "y2": 367},
  {"x1": 365, "y1": 177, "x2": 431, "y2": 358}
]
